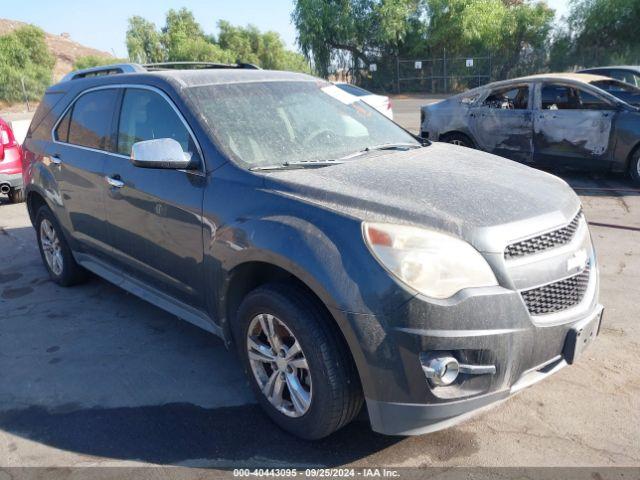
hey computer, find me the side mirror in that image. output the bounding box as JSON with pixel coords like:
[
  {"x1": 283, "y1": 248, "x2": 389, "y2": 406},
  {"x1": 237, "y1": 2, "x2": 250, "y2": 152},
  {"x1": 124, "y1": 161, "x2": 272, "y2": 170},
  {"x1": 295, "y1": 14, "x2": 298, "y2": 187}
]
[{"x1": 130, "y1": 138, "x2": 193, "y2": 169}]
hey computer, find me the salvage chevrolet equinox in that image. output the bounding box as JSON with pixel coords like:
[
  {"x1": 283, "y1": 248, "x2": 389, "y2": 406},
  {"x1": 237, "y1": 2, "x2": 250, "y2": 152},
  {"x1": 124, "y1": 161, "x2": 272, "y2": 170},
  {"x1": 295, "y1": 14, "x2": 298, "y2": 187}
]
[{"x1": 23, "y1": 63, "x2": 603, "y2": 439}]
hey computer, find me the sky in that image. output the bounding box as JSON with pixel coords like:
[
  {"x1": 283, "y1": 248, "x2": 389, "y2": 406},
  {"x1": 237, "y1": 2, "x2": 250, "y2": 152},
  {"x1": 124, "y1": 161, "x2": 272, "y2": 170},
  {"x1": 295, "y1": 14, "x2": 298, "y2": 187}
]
[
  {"x1": 5, "y1": 0, "x2": 570, "y2": 58},
  {"x1": 4, "y1": 0, "x2": 299, "y2": 57}
]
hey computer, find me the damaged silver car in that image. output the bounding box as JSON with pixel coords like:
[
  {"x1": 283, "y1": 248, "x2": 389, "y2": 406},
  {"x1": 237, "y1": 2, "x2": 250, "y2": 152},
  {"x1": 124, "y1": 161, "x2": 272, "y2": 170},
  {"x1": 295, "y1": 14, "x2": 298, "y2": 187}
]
[{"x1": 420, "y1": 73, "x2": 640, "y2": 184}]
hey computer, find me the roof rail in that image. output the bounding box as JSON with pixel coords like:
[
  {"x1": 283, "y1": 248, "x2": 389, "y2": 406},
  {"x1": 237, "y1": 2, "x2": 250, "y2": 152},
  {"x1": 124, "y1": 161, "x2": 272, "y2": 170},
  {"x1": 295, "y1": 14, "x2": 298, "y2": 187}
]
[
  {"x1": 60, "y1": 61, "x2": 262, "y2": 83},
  {"x1": 143, "y1": 61, "x2": 261, "y2": 71},
  {"x1": 61, "y1": 63, "x2": 146, "y2": 82}
]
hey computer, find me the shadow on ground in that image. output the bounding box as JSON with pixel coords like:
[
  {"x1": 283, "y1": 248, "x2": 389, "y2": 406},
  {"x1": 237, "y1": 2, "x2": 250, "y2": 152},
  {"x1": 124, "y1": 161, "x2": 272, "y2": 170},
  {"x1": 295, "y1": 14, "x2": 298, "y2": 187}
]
[{"x1": 0, "y1": 403, "x2": 407, "y2": 466}]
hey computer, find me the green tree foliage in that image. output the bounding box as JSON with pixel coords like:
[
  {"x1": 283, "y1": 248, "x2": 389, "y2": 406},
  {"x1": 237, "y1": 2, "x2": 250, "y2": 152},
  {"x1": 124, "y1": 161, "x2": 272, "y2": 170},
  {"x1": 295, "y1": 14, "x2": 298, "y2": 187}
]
[
  {"x1": 73, "y1": 55, "x2": 128, "y2": 70},
  {"x1": 293, "y1": 0, "x2": 553, "y2": 80},
  {"x1": 551, "y1": 0, "x2": 640, "y2": 69},
  {"x1": 125, "y1": 9, "x2": 310, "y2": 72},
  {"x1": 126, "y1": 16, "x2": 164, "y2": 63},
  {"x1": 0, "y1": 25, "x2": 55, "y2": 103}
]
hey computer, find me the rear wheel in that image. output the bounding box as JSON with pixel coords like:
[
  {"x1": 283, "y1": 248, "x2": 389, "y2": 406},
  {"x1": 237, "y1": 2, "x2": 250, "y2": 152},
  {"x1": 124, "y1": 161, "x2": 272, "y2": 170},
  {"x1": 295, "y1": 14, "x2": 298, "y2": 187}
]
[
  {"x1": 442, "y1": 132, "x2": 474, "y2": 148},
  {"x1": 8, "y1": 188, "x2": 25, "y2": 204},
  {"x1": 629, "y1": 149, "x2": 640, "y2": 185},
  {"x1": 234, "y1": 283, "x2": 363, "y2": 439},
  {"x1": 35, "y1": 206, "x2": 87, "y2": 286}
]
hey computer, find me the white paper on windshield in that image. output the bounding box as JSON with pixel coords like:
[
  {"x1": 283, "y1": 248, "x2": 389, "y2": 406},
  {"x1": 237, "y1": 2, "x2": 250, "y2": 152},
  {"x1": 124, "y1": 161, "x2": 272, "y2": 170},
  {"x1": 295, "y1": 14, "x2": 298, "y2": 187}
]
[{"x1": 321, "y1": 85, "x2": 359, "y2": 105}]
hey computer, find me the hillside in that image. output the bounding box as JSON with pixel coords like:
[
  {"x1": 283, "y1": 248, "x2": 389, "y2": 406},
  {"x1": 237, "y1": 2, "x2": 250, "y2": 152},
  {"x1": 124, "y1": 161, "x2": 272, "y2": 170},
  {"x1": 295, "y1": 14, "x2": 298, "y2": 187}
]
[{"x1": 0, "y1": 18, "x2": 113, "y2": 80}]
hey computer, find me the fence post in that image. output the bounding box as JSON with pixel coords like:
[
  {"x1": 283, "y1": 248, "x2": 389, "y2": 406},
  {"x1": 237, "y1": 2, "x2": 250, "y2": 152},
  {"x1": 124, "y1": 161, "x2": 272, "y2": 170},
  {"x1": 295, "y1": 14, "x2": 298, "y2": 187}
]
[
  {"x1": 20, "y1": 77, "x2": 30, "y2": 112},
  {"x1": 396, "y1": 55, "x2": 400, "y2": 93},
  {"x1": 443, "y1": 48, "x2": 447, "y2": 93},
  {"x1": 488, "y1": 52, "x2": 492, "y2": 83}
]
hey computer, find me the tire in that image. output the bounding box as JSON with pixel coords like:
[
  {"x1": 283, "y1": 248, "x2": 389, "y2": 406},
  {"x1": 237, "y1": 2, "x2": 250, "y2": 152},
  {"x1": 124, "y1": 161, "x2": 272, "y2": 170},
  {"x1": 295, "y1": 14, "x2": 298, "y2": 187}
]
[
  {"x1": 234, "y1": 283, "x2": 363, "y2": 439},
  {"x1": 629, "y1": 149, "x2": 640, "y2": 185},
  {"x1": 8, "y1": 188, "x2": 25, "y2": 204},
  {"x1": 35, "y1": 206, "x2": 87, "y2": 286},
  {"x1": 442, "y1": 132, "x2": 474, "y2": 148}
]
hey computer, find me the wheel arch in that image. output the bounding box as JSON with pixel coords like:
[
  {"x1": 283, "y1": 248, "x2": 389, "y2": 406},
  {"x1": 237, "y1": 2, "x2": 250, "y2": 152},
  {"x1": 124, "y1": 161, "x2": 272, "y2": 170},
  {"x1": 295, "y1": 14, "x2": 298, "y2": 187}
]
[
  {"x1": 626, "y1": 140, "x2": 640, "y2": 169},
  {"x1": 222, "y1": 261, "x2": 337, "y2": 344},
  {"x1": 439, "y1": 130, "x2": 477, "y2": 148},
  {"x1": 220, "y1": 260, "x2": 366, "y2": 398},
  {"x1": 26, "y1": 190, "x2": 48, "y2": 226}
]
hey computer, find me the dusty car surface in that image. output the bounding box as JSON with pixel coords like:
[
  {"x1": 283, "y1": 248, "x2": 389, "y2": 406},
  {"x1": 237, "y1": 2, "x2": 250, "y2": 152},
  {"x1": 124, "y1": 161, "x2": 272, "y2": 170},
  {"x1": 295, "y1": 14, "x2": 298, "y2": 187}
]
[
  {"x1": 23, "y1": 63, "x2": 602, "y2": 439},
  {"x1": 420, "y1": 73, "x2": 640, "y2": 184}
]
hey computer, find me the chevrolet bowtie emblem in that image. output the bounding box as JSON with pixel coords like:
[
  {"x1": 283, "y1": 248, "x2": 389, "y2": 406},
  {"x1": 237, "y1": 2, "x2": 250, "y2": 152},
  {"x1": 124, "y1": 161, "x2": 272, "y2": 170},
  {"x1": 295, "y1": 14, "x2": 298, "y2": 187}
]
[{"x1": 567, "y1": 249, "x2": 588, "y2": 273}]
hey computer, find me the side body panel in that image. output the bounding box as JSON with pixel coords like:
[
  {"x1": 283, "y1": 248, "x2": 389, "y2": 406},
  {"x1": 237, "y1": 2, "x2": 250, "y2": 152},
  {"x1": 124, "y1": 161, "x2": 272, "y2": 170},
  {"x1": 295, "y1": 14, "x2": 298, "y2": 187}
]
[
  {"x1": 468, "y1": 108, "x2": 533, "y2": 162},
  {"x1": 532, "y1": 81, "x2": 616, "y2": 169}
]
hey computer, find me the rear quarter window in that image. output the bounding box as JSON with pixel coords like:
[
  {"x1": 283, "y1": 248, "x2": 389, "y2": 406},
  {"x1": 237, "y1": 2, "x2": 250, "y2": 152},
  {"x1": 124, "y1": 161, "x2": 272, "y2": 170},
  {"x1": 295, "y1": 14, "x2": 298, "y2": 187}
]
[{"x1": 27, "y1": 91, "x2": 66, "y2": 141}]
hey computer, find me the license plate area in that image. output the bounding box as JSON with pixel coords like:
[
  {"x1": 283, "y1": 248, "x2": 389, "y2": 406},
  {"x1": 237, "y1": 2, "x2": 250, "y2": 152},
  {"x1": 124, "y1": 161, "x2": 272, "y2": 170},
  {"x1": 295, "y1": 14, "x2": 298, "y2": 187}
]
[{"x1": 563, "y1": 307, "x2": 603, "y2": 364}]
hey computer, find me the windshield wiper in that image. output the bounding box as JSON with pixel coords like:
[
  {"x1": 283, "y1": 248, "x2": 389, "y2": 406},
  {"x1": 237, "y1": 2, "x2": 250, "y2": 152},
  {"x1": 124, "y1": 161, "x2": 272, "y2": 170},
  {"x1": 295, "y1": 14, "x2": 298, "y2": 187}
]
[
  {"x1": 249, "y1": 159, "x2": 344, "y2": 171},
  {"x1": 340, "y1": 142, "x2": 422, "y2": 160}
]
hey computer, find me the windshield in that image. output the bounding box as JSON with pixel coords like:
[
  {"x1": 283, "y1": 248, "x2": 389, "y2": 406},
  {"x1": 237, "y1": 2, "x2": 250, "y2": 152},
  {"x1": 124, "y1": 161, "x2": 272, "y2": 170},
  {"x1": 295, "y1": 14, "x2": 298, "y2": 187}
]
[
  {"x1": 187, "y1": 81, "x2": 418, "y2": 169},
  {"x1": 592, "y1": 80, "x2": 640, "y2": 105}
]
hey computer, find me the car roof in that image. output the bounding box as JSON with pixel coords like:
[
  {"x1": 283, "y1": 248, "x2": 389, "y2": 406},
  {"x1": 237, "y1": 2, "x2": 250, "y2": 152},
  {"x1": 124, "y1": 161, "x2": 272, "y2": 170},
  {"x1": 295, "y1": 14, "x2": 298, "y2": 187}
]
[
  {"x1": 55, "y1": 66, "x2": 317, "y2": 89},
  {"x1": 144, "y1": 68, "x2": 318, "y2": 87},
  {"x1": 484, "y1": 72, "x2": 613, "y2": 89}
]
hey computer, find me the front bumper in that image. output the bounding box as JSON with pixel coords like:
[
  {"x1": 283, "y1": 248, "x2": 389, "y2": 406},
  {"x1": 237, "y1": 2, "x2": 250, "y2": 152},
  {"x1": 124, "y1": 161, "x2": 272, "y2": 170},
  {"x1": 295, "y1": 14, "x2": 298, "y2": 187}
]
[
  {"x1": 0, "y1": 172, "x2": 23, "y2": 189},
  {"x1": 367, "y1": 304, "x2": 603, "y2": 435}
]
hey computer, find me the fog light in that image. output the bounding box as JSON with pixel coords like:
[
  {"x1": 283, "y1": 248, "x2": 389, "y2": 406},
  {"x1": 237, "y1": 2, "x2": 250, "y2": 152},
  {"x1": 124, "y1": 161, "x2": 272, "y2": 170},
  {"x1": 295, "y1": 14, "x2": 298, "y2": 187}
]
[{"x1": 422, "y1": 356, "x2": 460, "y2": 386}]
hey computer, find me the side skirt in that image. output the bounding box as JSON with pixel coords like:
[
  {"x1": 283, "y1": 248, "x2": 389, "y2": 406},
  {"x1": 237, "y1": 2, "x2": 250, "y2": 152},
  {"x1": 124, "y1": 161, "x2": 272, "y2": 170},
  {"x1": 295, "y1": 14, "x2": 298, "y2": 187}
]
[{"x1": 74, "y1": 252, "x2": 223, "y2": 338}]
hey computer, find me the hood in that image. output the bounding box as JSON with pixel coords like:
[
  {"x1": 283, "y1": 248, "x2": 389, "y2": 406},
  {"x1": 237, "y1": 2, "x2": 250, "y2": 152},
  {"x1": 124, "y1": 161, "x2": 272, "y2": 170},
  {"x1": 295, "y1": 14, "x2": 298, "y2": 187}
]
[{"x1": 261, "y1": 143, "x2": 580, "y2": 252}]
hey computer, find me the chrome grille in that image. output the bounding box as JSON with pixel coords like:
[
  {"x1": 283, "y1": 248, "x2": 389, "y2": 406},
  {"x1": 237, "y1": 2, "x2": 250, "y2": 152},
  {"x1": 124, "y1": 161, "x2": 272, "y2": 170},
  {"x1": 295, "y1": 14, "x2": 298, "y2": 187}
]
[
  {"x1": 505, "y1": 211, "x2": 582, "y2": 260},
  {"x1": 521, "y1": 265, "x2": 591, "y2": 316}
]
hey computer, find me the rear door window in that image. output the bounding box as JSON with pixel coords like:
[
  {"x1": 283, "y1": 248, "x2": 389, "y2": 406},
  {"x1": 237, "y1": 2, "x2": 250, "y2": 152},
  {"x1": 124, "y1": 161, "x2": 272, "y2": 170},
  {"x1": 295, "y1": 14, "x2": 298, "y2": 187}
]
[
  {"x1": 67, "y1": 89, "x2": 118, "y2": 150},
  {"x1": 541, "y1": 84, "x2": 613, "y2": 110},
  {"x1": 116, "y1": 88, "x2": 200, "y2": 163}
]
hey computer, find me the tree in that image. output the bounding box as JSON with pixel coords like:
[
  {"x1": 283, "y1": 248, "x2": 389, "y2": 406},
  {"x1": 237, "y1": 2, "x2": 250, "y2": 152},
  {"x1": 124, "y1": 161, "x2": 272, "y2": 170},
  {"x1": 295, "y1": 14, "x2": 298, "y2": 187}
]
[
  {"x1": 73, "y1": 55, "x2": 127, "y2": 70},
  {"x1": 292, "y1": 0, "x2": 553, "y2": 81},
  {"x1": 125, "y1": 9, "x2": 310, "y2": 72},
  {"x1": 126, "y1": 16, "x2": 164, "y2": 63},
  {"x1": 566, "y1": 0, "x2": 640, "y2": 67},
  {"x1": 218, "y1": 21, "x2": 311, "y2": 71},
  {"x1": 0, "y1": 25, "x2": 55, "y2": 103},
  {"x1": 425, "y1": 0, "x2": 553, "y2": 78},
  {"x1": 292, "y1": 0, "x2": 377, "y2": 77}
]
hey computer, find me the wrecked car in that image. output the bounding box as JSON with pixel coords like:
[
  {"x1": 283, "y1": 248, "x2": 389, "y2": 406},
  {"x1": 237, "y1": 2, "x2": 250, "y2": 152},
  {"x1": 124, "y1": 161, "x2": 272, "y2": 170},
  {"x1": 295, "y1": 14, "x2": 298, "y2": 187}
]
[
  {"x1": 24, "y1": 64, "x2": 602, "y2": 439},
  {"x1": 420, "y1": 73, "x2": 640, "y2": 184}
]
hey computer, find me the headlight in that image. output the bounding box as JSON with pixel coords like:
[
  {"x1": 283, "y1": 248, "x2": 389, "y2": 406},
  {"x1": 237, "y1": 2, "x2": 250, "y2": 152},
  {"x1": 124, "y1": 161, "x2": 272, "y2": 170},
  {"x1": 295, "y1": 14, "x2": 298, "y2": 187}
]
[{"x1": 363, "y1": 222, "x2": 498, "y2": 299}]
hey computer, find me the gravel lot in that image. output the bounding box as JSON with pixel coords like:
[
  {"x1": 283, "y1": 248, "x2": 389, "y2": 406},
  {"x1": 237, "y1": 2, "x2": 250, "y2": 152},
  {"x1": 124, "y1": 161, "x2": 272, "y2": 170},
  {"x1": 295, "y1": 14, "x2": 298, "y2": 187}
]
[{"x1": 0, "y1": 97, "x2": 639, "y2": 469}]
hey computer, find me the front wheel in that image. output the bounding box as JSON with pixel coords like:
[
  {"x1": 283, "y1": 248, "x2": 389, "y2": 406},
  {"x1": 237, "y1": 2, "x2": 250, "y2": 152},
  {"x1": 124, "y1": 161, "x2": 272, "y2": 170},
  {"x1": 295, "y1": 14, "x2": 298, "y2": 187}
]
[
  {"x1": 234, "y1": 283, "x2": 363, "y2": 439},
  {"x1": 629, "y1": 149, "x2": 640, "y2": 185},
  {"x1": 442, "y1": 132, "x2": 474, "y2": 148}
]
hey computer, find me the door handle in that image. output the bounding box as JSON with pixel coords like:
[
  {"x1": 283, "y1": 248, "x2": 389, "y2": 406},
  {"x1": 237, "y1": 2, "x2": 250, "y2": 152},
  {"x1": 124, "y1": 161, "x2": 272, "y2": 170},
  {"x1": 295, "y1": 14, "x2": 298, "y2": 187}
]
[
  {"x1": 50, "y1": 154, "x2": 62, "y2": 165},
  {"x1": 105, "y1": 176, "x2": 124, "y2": 188}
]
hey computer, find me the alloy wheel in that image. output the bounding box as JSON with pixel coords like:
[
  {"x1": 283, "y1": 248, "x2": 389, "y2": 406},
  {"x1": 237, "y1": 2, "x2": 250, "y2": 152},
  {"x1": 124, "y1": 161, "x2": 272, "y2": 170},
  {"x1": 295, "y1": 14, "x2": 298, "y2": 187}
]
[
  {"x1": 246, "y1": 313, "x2": 312, "y2": 417},
  {"x1": 40, "y1": 219, "x2": 63, "y2": 276}
]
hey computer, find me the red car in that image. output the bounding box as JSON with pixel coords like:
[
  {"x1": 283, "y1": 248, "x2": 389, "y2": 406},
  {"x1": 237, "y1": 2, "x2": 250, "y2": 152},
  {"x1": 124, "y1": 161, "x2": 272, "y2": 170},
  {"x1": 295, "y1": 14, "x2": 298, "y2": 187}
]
[{"x1": 0, "y1": 117, "x2": 24, "y2": 203}]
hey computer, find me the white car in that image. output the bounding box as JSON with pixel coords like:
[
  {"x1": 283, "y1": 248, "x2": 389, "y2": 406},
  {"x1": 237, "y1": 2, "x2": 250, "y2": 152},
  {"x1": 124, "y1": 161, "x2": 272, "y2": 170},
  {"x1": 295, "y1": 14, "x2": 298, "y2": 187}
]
[{"x1": 334, "y1": 83, "x2": 393, "y2": 119}]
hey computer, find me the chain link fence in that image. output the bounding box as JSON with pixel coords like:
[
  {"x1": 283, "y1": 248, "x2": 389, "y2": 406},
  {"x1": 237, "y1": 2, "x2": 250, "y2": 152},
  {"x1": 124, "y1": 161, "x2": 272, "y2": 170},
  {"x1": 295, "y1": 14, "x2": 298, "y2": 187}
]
[
  {"x1": 396, "y1": 52, "x2": 491, "y2": 94},
  {"x1": 352, "y1": 51, "x2": 493, "y2": 95}
]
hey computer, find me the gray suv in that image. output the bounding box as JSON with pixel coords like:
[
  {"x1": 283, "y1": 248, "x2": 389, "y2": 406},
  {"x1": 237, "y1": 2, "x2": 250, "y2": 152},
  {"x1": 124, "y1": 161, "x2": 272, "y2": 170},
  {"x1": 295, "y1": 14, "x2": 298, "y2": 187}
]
[{"x1": 23, "y1": 63, "x2": 603, "y2": 439}]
